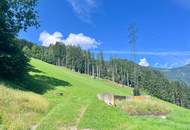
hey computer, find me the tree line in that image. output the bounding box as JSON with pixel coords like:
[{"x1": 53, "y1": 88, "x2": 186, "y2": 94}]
[
  {"x1": 1, "y1": 0, "x2": 189, "y2": 109},
  {"x1": 18, "y1": 40, "x2": 190, "y2": 109}
]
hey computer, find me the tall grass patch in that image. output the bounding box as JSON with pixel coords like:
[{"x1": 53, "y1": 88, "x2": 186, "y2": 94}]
[
  {"x1": 0, "y1": 84, "x2": 49, "y2": 130},
  {"x1": 116, "y1": 97, "x2": 170, "y2": 116}
]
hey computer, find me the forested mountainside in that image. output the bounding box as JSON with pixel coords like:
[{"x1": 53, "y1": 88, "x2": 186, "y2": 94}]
[
  {"x1": 1, "y1": 1, "x2": 190, "y2": 129},
  {"x1": 159, "y1": 65, "x2": 190, "y2": 85},
  {"x1": 2, "y1": 58, "x2": 190, "y2": 130},
  {"x1": 16, "y1": 39, "x2": 190, "y2": 109}
]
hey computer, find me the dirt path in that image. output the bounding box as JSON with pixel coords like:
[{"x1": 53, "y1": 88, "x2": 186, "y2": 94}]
[
  {"x1": 75, "y1": 105, "x2": 88, "y2": 127},
  {"x1": 58, "y1": 105, "x2": 89, "y2": 130}
]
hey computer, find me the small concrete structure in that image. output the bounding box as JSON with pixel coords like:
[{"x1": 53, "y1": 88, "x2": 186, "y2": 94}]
[
  {"x1": 97, "y1": 93, "x2": 150, "y2": 106},
  {"x1": 97, "y1": 93, "x2": 115, "y2": 105}
]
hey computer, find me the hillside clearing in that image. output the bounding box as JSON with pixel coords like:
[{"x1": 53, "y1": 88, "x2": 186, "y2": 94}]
[
  {"x1": 31, "y1": 59, "x2": 190, "y2": 130},
  {"x1": 1, "y1": 58, "x2": 190, "y2": 130}
]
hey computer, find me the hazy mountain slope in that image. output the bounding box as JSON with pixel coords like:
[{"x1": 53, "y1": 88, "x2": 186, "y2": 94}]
[{"x1": 159, "y1": 64, "x2": 190, "y2": 84}]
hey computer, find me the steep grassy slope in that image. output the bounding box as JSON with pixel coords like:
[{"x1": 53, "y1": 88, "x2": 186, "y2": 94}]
[
  {"x1": 29, "y1": 58, "x2": 190, "y2": 130},
  {"x1": 0, "y1": 84, "x2": 48, "y2": 130},
  {"x1": 1, "y1": 58, "x2": 190, "y2": 130}
]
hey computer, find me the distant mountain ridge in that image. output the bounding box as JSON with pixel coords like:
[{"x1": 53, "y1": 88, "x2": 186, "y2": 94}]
[{"x1": 158, "y1": 64, "x2": 190, "y2": 84}]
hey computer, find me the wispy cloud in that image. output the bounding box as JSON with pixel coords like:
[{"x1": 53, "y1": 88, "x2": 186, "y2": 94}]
[
  {"x1": 96, "y1": 50, "x2": 190, "y2": 68},
  {"x1": 173, "y1": 0, "x2": 190, "y2": 10},
  {"x1": 39, "y1": 31, "x2": 100, "y2": 49},
  {"x1": 67, "y1": 0, "x2": 98, "y2": 23},
  {"x1": 154, "y1": 62, "x2": 179, "y2": 68},
  {"x1": 153, "y1": 56, "x2": 190, "y2": 68},
  {"x1": 96, "y1": 50, "x2": 190, "y2": 56}
]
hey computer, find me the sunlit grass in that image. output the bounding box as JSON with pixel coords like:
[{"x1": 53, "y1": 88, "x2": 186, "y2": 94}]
[
  {"x1": 0, "y1": 84, "x2": 49, "y2": 130},
  {"x1": 1, "y1": 58, "x2": 190, "y2": 130},
  {"x1": 31, "y1": 58, "x2": 190, "y2": 130}
]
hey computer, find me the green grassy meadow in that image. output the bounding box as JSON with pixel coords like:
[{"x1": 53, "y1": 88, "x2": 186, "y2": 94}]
[
  {"x1": 0, "y1": 84, "x2": 48, "y2": 130},
  {"x1": 1, "y1": 58, "x2": 190, "y2": 130}
]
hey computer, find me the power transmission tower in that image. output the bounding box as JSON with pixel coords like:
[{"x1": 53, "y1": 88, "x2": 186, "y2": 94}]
[{"x1": 128, "y1": 23, "x2": 140, "y2": 96}]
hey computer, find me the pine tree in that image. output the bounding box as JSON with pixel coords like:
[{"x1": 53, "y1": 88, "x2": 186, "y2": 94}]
[{"x1": 0, "y1": 0, "x2": 39, "y2": 79}]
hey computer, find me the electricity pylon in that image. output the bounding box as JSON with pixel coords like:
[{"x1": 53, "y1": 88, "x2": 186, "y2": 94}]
[{"x1": 128, "y1": 23, "x2": 140, "y2": 96}]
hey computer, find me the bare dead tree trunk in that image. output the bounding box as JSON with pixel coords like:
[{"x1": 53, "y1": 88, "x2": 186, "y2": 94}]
[
  {"x1": 126, "y1": 71, "x2": 129, "y2": 87},
  {"x1": 112, "y1": 64, "x2": 115, "y2": 82},
  {"x1": 96, "y1": 65, "x2": 99, "y2": 78},
  {"x1": 87, "y1": 62, "x2": 90, "y2": 75},
  {"x1": 92, "y1": 64, "x2": 95, "y2": 78}
]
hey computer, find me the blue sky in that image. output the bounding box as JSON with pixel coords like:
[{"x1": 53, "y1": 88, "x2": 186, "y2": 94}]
[{"x1": 19, "y1": 0, "x2": 190, "y2": 68}]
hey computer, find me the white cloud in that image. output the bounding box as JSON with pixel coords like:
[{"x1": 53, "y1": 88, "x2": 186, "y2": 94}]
[
  {"x1": 39, "y1": 31, "x2": 64, "y2": 47},
  {"x1": 39, "y1": 31, "x2": 100, "y2": 49},
  {"x1": 67, "y1": 0, "x2": 98, "y2": 23},
  {"x1": 139, "y1": 58, "x2": 150, "y2": 67},
  {"x1": 64, "y1": 33, "x2": 100, "y2": 49}
]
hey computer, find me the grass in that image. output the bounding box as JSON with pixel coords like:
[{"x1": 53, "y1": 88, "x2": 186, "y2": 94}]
[
  {"x1": 116, "y1": 97, "x2": 171, "y2": 116},
  {"x1": 0, "y1": 84, "x2": 49, "y2": 130},
  {"x1": 1, "y1": 58, "x2": 190, "y2": 130}
]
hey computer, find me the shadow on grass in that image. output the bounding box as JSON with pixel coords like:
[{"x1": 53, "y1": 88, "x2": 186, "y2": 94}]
[
  {"x1": 26, "y1": 64, "x2": 45, "y2": 74},
  {"x1": 0, "y1": 65, "x2": 72, "y2": 94},
  {"x1": 21, "y1": 74, "x2": 72, "y2": 94}
]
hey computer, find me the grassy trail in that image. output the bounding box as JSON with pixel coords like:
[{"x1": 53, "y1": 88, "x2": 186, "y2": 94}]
[
  {"x1": 28, "y1": 58, "x2": 190, "y2": 130},
  {"x1": 31, "y1": 59, "x2": 132, "y2": 130},
  {"x1": 1, "y1": 58, "x2": 190, "y2": 130}
]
